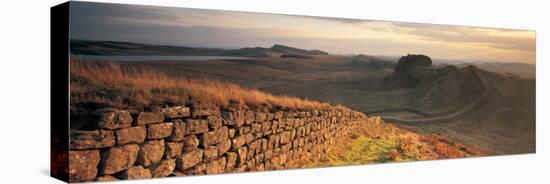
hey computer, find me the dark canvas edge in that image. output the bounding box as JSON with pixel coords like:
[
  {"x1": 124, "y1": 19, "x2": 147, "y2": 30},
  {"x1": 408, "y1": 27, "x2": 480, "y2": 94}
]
[{"x1": 51, "y1": 1, "x2": 70, "y2": 183}]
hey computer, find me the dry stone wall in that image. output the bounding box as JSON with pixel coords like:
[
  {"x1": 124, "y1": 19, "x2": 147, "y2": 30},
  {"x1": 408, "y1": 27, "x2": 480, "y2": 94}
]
[{"x1": 68, "y1": 106, "x2": 377, "y2": 182}]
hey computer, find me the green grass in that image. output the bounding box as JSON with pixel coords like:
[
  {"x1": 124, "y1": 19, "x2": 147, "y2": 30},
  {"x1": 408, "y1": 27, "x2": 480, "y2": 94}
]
[{"x1": 325, "y1": 135, "x2": 419, "y2": 166}]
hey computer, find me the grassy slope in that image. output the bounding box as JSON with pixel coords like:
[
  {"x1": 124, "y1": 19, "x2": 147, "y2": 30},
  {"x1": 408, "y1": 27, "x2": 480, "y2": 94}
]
[
  {"x1": 70, "y1": 59, "x2": 336, "y2": 111},
  {"x1": 295, "y1": 119, "x2": 485, "y2": 168}
]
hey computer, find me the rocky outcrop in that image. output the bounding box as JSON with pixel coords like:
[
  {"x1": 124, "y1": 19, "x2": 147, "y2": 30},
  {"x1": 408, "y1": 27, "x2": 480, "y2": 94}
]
[
  {"x1": 385, "y1": 54, "x2": 456, "y2": 89},
  {"x1": 67, "y1": 105, "x2": 378, "y2": 182}
]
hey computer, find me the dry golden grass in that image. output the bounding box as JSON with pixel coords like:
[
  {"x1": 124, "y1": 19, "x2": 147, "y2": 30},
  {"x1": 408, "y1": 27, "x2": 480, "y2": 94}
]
[{"x1": 70, "y1": 59, "x2": 338, "y2": 111}]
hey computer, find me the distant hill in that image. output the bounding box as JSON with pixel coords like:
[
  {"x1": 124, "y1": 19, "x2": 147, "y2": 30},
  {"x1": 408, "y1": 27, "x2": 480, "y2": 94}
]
[
  {"x1": 349, "y1": 54, "x2": 396, "y2": 69},
  {"x1": 270, "y1": 44, "x2": 328, "y2": 55},
  {"x1": 70, "y1": 40, "x2": 329, "y2": 57}
]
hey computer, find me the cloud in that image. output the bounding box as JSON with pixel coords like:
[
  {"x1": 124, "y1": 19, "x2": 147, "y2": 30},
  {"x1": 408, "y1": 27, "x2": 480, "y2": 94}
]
[
  {"x1": 385, "y1": 22, "x2": 535, "y2": 52},
  {"x1": 69, "y1": 1, "x2": 536, "y2": 64}
]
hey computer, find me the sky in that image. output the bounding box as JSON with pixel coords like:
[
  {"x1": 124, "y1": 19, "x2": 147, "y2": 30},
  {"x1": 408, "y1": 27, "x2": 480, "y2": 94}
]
[{"x1": 69, "y1": 1, "x2": 536, "y2": 64}]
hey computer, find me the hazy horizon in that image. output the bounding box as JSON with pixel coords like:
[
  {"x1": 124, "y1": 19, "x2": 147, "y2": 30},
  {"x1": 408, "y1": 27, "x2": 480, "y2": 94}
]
[{"x1": 69, "y1": 1, "x2": 536, "y2": 64}]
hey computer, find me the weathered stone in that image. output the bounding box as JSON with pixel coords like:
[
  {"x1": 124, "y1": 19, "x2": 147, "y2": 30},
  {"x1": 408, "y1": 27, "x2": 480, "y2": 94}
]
[
  {"x1": 70, "y1": 130, "x2": 116, "y2": 150},
  {"x1": 185, "y1": 119, "x2": 209, "y2": 135},
  {"x1": 191, "y1": 109, "x2": 211, "y2": 118},
  {"x1": 115, "y1": 126, "x2": 146, "y2": 145},
  {"x1": 274, "y1": 111, "x2": 283, "y2": 120},
  {"x1": 207, "y1": 116, "x2": 223, "y2": 130},
  {"x1": 172, "y1": 171, "x2": 187, "y2": 177},
  {"x1": 135, "y1": 112, "x2": 164, "y2": 125},
  {"x1": 236, "y1": 146, "x2": 248, "y2": 167},
  {"x1": 176, "y1": 149, "x2": 203, "y2": 170},
  {"x1": 100, "y1": 144, "x2": 139, "y2": 175},
  {"x1": 204, "y1": 146, "x2": 218, "y2": 160},
  {"x1": 255, "y1": 112, "x2": 267, "y2": 122},
  {"x1": 69, "y1": 150, "x2": 100, "y2": 182},
  {"x1": 167, "y1": 119, "x2": 186, "y2": 141},
  {"x1": 244, "y1": 111, "x2": 255, "y2": 124},
  {"x1": 182, "y1": 135, "x2": 200, "y2": 152},
  {"x1": 94, "y1": 108, "x2": 133, "y2": 129},
  {"x1": 271, "y1": 121, "x2": 279, "y2": 133},
  {"x1": 200, "y1": 126, "x2": 229, "y2": 146},
  {"x1": 247, "y1": 140, "x2": 260, "y2": 158},
  {"x1": 147, "y1": 122, "x2": 173, "y2": 139},
  {"x1": 149, "y1": 159, "x2": 176, "y2": 178},
  {"x1": 280, "y1": 131, "x2": 291, "y2": 144},
  {"x1": 267, "y1": 134, "x2": 279, "y2": 150},
  {"x1": 261, "y1": 121, "x2": 272, "y2": 134},
  {"x1": 217, "y1": 138, "x2": 232, "y2": 155},
  {"x1": 264, "y1": 150, "x2": 273, "y2": 160},
  {"x1": 161, "y1": 106, "x2": 190, "y2": 119},
  {"x1": 261, "y1": 138, "x2": 268, "y2": 152},
  {"x1": 95, "y1": 175, "x2": 117, "y2": 182},
  {"x1": 251, "y1": 123, "x2": 262, "y2": 134},
  {"x1": 165, "y1": 142, "x2": 183, "y2": 159},
  {"x1": 245, "y1": 133, "x2": 254, "y2": 144},
  {"x1": 228, "y1": 128, "x2": 236, "y2": 138},
  {"x1": 183, "y1": 163, "x2": 206, "y2": 175},
  {"x1": 224, "y1": 152, "x2": 238, "y2": 172},
  {"x1": 205, "y1": 157, "x2": 227, "y2": 174},
  {"x1": 312, "y1": 109, "x2": 320, "y2": 116},
  {"x1": 118, "y1": 166, "x2": 151, "y2": 180},
  {"x1": 225, "y1": 111, "x2": 245, "y2": 127},
  {"x1": 266, "y1": 113, "x2": 274, "y2": 121},
  {"x1": 231, "y1": 135, "x2": 246, "y2": 150},
  {"x1": 137, "y1": 140, "x2": 165, "y2": 166}
]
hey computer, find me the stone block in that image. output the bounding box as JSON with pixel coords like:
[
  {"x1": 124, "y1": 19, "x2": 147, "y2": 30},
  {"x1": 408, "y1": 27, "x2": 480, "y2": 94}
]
[
  {"x1": 148, "y1": 159, "x2": 176, "y2": 178},
  {"x1": 204, "y1": 146, "x2": 219, "y2": 160},
  {"x1": 207, "y1": 116, "x2": 222, "y2": 130},
  {"x1": 118, "y1": 166, "x2": 151, "y2": 180},
  {"x1": 93, "y1": 108, "x2": 133, "y2": 129},
  {"x1": 176, "y1": 149, "x2": 203, "y2": 170},
  {"x1": 137, "y1": 140, "x2": 165, "y2": 166},
  {"x1": 135, "y1": 112, "x2": 164, "y2": 125},
  {"x1": 217, "y1": 138, "x2": 232, "y2": 155},
  {"x1": 69, "y1": 150, "x2": 100, "y2": 182},
  {"x1": 94, "y1": 175, "x2": 117, "y2": 182},
  {"x1": 255, "y1": 112, "x2": 267, "y2": 122},
  {"x1": 161, "y1": 106, "x2": 190, "y2": 119},
  {"x1": 222, "y1": 111, "x2": 245, "y2": 127},
  {"x1": 224, "y1": 152, "x2": 238, "y2": 172},
  {"x1": 185, "y1": 119, "x2": 209, "y2": 135},
  {"x1": 100, "y1": 144, "x2": 139, "y2": 175},
  {"x1": 191, "y1": 109, "x2": 211, "y2": 118},
  {"x1": 244, "y1": 111, "x2": 254, "y2": 125},
  {"x1": 167, "y1": 119, "x2": 186, "y2": 141},
  {"x1": 70, "y1": 130, "x2": 116, "y2": 150},
  {"x1": 236, "y1": 146, "x2": 248, "y2": 167},
  {"x1": 115, "y1": 126, "x2": 146, "y2": 145},
  {"x1": 147, "y1": 122, "x2": 173, "y2": 139},
  {"x1": 182, "y1": 135, "x2": 200, "y2": 152},
  {"x1": 205, "y1": 157, "x2": 227, "y2": 174},
  {"x1": 164, "y1": 142, "x2": 183, "y2": 159},
  {"x1": 200, "y1": 126, "x2": 228, "y2": 146},
  {"x1": 231, "y1": 135, "x2": 246, "y2": 150}
]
